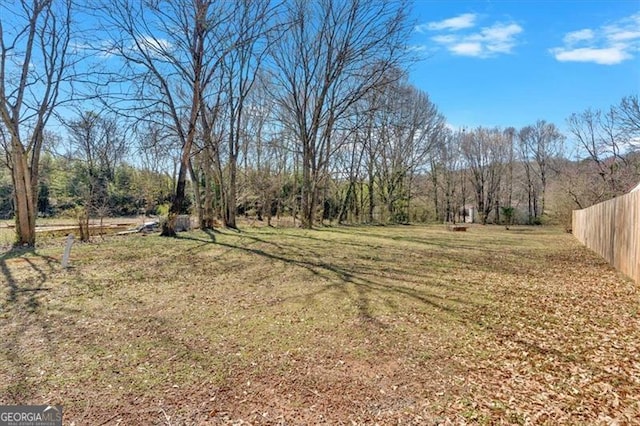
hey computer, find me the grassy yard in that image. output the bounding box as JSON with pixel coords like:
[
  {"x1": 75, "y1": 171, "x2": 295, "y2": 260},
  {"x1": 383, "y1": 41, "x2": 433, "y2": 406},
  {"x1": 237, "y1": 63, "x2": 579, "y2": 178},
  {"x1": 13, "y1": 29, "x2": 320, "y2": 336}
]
[{"x1": 1, "y1": 224, "x2": 639, "y2": 424}]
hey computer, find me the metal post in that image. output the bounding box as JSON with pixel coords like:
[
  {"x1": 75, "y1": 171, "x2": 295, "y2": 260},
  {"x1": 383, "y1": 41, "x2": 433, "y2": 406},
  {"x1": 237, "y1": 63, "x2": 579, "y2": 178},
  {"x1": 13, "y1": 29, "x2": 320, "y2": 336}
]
[{"x1": 62, "y1": 234, "x2": 74, "y2": 268}]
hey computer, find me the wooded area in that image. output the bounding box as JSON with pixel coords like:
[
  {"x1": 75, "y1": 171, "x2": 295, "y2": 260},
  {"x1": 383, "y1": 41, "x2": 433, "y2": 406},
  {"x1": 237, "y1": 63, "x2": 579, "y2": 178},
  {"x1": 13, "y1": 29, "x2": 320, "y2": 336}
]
[{"x1": 1, "y1": 0, "x2": 639, "y2": 246}]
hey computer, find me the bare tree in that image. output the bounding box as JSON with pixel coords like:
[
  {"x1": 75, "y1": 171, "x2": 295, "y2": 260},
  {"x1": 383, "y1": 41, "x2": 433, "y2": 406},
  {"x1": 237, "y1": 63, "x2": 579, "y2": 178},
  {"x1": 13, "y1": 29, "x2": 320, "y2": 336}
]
[
  {"x1": 461, "y1": 127, "x2": 509, "y2": 225},
  {"x1": 354, "y1": 66, "x2": 405, "y2": 223},
  {"x1": 618, "y1": 95, "x2": 640, "y2": 150},
  {"x1": 133, "y1": 122, "x2": 178, "y2": 212},
  {"x1": 375, "y1": 83, "x2": 443, "y2": 222},
  {"x1": 335, "y1": 119, "x2": 366, "y2": 224},
  {"x1": 433, "y1": 128, "x2": 462, "y2": 223},
  {"x1": 240, "y1": 72, "x2": 293, "y2": 226},
  {"x1": 271, "y1": 0, "x2": 412, "y2": 228},
  {"x1": 213, "y1": 0, "x2": 277, "y2": 229},
  {"x1": 567, "y1": 107, "x2": 636, "y2": 202},
  {"x1": 0, "y1": 0, "x2": 73, "y2": 246},
  {"x1": 99, "y1": 0, "x2": 229, "y2": 236},
  {"x1": 362, "y1": 98, "x2": 382, "y2": 223},
  {"x1": 517, "y1": 127, "x2": 538, "y2": 223},
  {"x1": 503, "y1": 127, "x2": 516, "y2": 213},
  {"x1": 65, "y1": 111, "x2": 126, "y2": 240},
  {"x1": 518, "y1": 120, "x2": 564, "y2": 222}
]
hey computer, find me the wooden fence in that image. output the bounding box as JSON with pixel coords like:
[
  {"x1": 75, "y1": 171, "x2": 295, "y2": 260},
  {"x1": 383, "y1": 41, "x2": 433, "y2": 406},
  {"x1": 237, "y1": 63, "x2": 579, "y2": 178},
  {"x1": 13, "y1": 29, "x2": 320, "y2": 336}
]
[{"x1": 572, "y1": 189, "x2": 640, "y2": 284}]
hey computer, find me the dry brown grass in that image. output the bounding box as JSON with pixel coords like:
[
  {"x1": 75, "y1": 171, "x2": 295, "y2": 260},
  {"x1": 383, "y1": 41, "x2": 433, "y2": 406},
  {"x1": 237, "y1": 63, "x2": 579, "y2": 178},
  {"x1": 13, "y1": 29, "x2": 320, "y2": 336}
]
[{"x1": 1, "y1": 224, "x2": 638, "y2": 424}]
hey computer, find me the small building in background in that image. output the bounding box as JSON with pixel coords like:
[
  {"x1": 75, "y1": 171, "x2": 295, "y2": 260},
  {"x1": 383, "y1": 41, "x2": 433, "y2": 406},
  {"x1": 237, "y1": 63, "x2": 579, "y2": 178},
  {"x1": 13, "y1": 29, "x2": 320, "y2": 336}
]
[{"x1": 460, "y1": 205, "x2": 476, "y2": 223}]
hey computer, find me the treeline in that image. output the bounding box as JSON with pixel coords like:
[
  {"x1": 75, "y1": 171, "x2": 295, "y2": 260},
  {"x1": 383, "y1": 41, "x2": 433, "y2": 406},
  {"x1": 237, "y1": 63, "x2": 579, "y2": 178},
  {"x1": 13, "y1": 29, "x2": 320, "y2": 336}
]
[
  {"x1": 1, "y1": 0, "x2": 639, "y2": 246},
  {"x1": 0, "y1": 155, "x2": 173, "y2": 220},
  {"x1": 2, "y1": 93, "x2": 637, "y2": 232}
]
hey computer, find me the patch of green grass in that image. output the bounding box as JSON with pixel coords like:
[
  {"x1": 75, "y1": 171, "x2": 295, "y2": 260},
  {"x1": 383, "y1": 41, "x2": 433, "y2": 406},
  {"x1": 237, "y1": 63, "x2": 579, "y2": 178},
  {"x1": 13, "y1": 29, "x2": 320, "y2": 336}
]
[
  {"x1": 0, "y1": 227, "x2": 14, "y2": 248},
  {"x1": 1, "y1": 224, "x2": 638, "y2": 424}
]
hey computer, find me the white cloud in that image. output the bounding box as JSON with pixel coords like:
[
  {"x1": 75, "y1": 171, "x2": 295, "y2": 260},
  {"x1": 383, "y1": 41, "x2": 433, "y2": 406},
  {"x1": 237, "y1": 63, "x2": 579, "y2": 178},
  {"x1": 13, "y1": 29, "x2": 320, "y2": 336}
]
[
  {"x1": 478, "y1": 23, "x2": 523, "y2": 54},
  {"x1": 607, "y1": 30, "x2": 640, "y2": 42},
  {"x1": 444, "y1": 122, "x2": 458, "y2": 132},
  {"x1": 551, "y1": 13, "x2": 640, "y2": 65},
  {"x1": 430, "y1": 21, "x2": 523, "y2": 58},
  {"x1": 70, "y1": 41, "x2": 92, "y2": 54},
  {"x1": 551, "y1": 46, "x2": 632, "y2": 65},
  {"x1": 603, "y1": 12, "x2": 640, "y2": 40},
  {"x1": 407, "y1": 44, "x2": 429, "y2": 53},
  {"x1": 450, "y1": 42, "x2": 483, "y2": 56},
  {"x1": 481, "y1": 23, "x2": 522, "y2": 39},
  {"x1": 432, "y1": 35, "x2": 457, "y2": 44},
  {"x1": 137, "y1": 35, "x2": 172, "y2": 53},
  {"x1": 96, "y1": 41, "x2": 121, "y2": 58},
  {"x1": 417, "y1": 13, "x2": 478, "y2": 32},
  {"x1": 70, "y1": 40, "x2": 118, "y2": 59},
  {"x1": 563, "y1": 29, "x2": 594, "y2": 45}
]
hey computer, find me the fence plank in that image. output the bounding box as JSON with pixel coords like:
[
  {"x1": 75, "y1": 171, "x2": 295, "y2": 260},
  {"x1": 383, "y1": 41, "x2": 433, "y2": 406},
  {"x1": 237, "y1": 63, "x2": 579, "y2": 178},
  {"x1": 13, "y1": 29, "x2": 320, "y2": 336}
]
[{"x1": 573, "y1": 190, "x2": 640, "y2": 284}]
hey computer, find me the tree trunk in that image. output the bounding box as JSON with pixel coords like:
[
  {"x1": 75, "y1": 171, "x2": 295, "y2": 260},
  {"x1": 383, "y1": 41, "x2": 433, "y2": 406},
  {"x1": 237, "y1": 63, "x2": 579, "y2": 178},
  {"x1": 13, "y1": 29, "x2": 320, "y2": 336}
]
[
  {"x1": 78, "y1": 208, "x2": 90, "y2": 242},
  {"x1": 224, "y1": 158, "x2": 237, "y2": 229},
  {"x1": 476, "y1": 187, "x2": 487, "y2": 225},
  {"x1": 203, "y1": 152, "x2": 215, "y2": 229},
  {"x1": 188, "y1": 159, "x2": 204, "y2": 229},
  {"x1": 431, "y1": 164, "x2": 439, "y2": 221},
  {"x1": 12, "y1": 140, "x2": 37, "y2": 246},
  {"x1": 160, "y1": 0, "x2": 207, "y2": 237},
  {"x1": 541, "y1": 174, "x2": 547, "y2": 217},
  {"x1": 367, "y1": 171, "x2": 375, "y2": 223},
  {"x1": 301, "y1": 145, "x2": 314, "y2": 229},
  {"x1": 359, "y1": 181, "x2": 365, "y2": 224},
  {"x1": 161, "y1": 160, "x2": 189, "y2": 237},
  {"x1": 338, "y1": 182, "x2": 354, "y2": 224},
  {"x1": 527, "y1": 182, "x2": 533, "y2": 224}
]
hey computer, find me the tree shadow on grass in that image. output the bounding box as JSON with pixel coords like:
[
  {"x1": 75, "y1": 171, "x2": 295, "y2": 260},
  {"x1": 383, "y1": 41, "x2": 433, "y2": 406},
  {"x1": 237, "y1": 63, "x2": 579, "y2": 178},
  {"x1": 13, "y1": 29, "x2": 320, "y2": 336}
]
[
  {"x1": 177, "y1": 228, "x2": 217, "y2": 252},
  {"x1": 0, "y1": 253, "x2": 19, "y2": 305},
  {"x1": 319, "y1": 225, "x2": 547, "y2": 254},
  {"x1": 1, "y1": 249, "x2": 57, "y2": 308},
  {"x1": 180, "y1": 227, "x2": 639, "y2": 410},
  {"x1": 175, "y1": 231, "x2": 479, "y2": 328},
  {"x1": 0, "y1": 248, "x2": 60, "y2": 402},
  {"x1": 275, "y1": 228, "x2": 387, "y2": 251},
  {"x1": 203, "y1": 228, "x2": 217, "y2": 242}
]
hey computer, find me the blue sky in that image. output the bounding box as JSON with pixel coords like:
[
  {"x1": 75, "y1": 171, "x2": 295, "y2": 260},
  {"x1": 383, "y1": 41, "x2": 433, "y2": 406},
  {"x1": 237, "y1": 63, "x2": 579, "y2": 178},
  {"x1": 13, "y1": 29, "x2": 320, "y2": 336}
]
[{"x1": 408, "y1": 0, "x2": 640, "y2": 134}]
